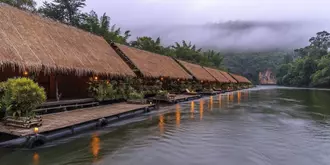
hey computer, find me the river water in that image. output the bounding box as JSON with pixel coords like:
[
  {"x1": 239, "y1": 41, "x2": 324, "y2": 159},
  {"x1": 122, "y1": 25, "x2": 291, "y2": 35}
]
[{"x1": 1, "y1": 86, "x2": 330, "y2": 165}]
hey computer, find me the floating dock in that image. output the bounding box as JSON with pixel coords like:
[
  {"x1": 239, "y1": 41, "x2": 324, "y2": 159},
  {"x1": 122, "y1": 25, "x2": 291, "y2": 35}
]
[
  {"x1": 0, "y1": 103, "x2": 155, "y2": 148},
  {"x1": 150, "y1": 94, "x2": 201, "y2": 104}
]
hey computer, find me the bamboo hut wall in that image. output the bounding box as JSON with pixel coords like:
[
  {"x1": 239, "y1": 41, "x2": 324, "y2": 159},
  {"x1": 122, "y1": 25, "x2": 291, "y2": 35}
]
[
  {"x1": 114, "y1": 44, "x2": 192, "y2": 80},
  {"x1": 177, "y1": 60, "x2": 216, "y2": 82},
  {"x1": 0, "y1": 4, "x2": 135, "y2": 77},
  {"x1": 203, "y1": 67, "x2": 231, "y2": 83},
  {"x1": 57, "y1": 75, "x2": 90, "y2": 99}
]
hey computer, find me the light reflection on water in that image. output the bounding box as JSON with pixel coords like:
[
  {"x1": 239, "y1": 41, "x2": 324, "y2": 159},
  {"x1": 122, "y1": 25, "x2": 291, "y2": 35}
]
[
  {"x1": 32, "y1": 153, "x2": 39, "y2": 165},
  {"x1": 199, "y1": 100, "x2": 204, "y2": 121},
  {"x1": 190, "y1": 101, "x2": 194, "y2": 119},
  {"x1": 1, "y1": 87, "x2": 330, "y2": 165},
  {"x1": 91, "y1": 133, "x2": 100, "y2": 162}
]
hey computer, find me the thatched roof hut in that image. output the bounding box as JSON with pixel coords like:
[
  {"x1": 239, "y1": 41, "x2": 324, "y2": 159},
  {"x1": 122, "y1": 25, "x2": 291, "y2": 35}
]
[
  {"x1": 220, "y1": 71, "x2": 238, "y2": 83},
  {"x1": 203, "y1": 67, "x2": 231, "y2": 83},
  {"x1": 0, "y1": 4, "x2": 135, "y2": 77},
  {"x1": 230, "y1": 73, "x2": 251, "y2": 84},
  {"x1": 114, "y1": 44, "x2": 192, "y2": 79},
  {"x1": 176, "y1": 60, "x2": 216, "y2": 82}
]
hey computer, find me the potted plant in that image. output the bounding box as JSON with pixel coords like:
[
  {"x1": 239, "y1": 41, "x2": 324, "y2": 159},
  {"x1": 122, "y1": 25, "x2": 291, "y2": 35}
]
[{"x1": 2, "y1": 78, "x2": 46, "y2": 128}]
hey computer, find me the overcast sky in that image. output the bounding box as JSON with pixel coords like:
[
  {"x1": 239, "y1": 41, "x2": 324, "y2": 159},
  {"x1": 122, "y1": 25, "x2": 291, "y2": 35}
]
[{"x1": 35, "y1": 0, "x2": 330, "y2": 51}]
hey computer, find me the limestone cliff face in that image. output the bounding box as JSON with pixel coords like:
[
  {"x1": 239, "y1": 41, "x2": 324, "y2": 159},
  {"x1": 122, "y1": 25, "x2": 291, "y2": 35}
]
[{"x1": 259, "y1": 69, "x2": 277, "y2": 85}]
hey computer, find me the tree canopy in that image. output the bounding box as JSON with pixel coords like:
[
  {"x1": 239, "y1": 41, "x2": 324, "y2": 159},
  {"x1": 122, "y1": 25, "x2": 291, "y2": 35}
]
[{"x1": 277, "y1": 31, "x2": 330, "y2": 87}]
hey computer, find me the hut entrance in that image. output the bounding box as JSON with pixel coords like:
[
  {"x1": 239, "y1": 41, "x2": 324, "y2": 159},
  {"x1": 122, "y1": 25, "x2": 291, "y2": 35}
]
[{"x1": 56, "y1": 75, "x2": 89, "y2": 100}]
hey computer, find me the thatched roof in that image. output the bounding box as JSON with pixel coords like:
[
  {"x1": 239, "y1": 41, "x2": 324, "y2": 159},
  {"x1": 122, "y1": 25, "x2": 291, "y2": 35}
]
[
  {"x1": 0, "y1": 4, "x2": 135, "y2": 77},
  {"x1": 230, "y1": 73, "x2": 251, "y2": 83},
  {"x1": 220, "y1": 71, "x2": 238, "y2": 83},
  {"x1": 177, "y1": 60, "x2": 216, "y2": 82},
  {"x1": 114, "y1": 44, "x2": 192, "y2": 79},
  {"x1": 203, "y1": 67, "x2": 231, "y2": 83}
]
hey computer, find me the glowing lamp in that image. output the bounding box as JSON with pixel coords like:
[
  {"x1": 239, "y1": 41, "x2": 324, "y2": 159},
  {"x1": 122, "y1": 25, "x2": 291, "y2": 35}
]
[
  {"x1": 34, "y1": 127, "x2": 39, "y2": 134},
  {"x1": 160, "y1": 77, "x2": 164, "y2": 81},
  {"x1": 23, "y1": 71, "x2": 28, "y2": 76},
  {"x1": 201, "y1": 80, "x2": 203, "y2": 83},
  {"x1": 94, "y1": 76, "x2": 98, "y2": 81},
  {"x1": 177, "y1": 79, "x2": 180, "y2": 81}
]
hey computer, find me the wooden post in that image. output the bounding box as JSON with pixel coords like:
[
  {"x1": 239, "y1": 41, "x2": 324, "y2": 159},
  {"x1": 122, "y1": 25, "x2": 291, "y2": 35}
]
[{"x1": 55, "y1": 75, "x2": 59, "y2": 101}]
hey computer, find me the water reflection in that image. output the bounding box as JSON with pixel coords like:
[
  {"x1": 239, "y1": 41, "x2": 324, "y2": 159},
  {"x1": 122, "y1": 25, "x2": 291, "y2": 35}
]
[
  {"x1": 218, "y1": 95, "x2": 222, "y2": 108},
  {"x1": 229, "y1": 93, "x2": 234, "y2": 102},
  {"x1": 159, "y1": 115, "x2": 165, "y2": 134},
  {"x1": 2, "y1": 87, "x2": 330, "y2": 165},
  {"x1": 190, "y1": 101, "x2": 195, "y2": 119},
  {"x1": 200, "y1": 100, "x2": 204, "y2": 120},
  {"x1": 244, "y1": 90, "x2": 249, "y2": 100},
  {"x1": 209, "y1": 96, "x2": 213, "y2": 111},
  {"x1": 91, "y1": 134, "x2": 100, "y2": 162},
  {"x1": 176, "y1": 104, "x2": 181, "y2": 127},
  {"x1": 237, "y1": 91, "x2": 241, "y2": 104},
  {"x1": 33, "y1": 152, "x2": 39, "y2": 165}
]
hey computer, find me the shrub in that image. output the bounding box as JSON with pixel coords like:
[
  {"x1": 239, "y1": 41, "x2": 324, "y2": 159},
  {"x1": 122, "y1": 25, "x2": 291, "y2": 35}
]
[
  {"x1": 88, "y1": 80, "x2": 115, "y2": 101},
  {"x1": 1, "y1": 78, "x2": 46, "y2": 118},
  {"x1": 128, "y1": 92, "x2": 144, "y2": 100},
  {"x1": 156, "y1": 90, "x2": 169, "y2": 97}
]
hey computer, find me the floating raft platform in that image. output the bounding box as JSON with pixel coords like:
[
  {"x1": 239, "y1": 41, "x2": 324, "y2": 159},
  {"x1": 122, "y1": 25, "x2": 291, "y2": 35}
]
[
  {"x1": 198, "y1": 91, "x2": 222, "y2": 96},
  {"x1": 0, "y1": 103, "x2": 155, "y2": 148},
  {"x1": 150, "y1": 94, "x2": 201, "y2": 104}
]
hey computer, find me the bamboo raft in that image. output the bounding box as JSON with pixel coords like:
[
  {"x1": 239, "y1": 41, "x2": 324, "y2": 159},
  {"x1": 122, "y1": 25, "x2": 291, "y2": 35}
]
[
  {"x1": 0, "y1": 103, "x2": 155, "y2": 137},
  {"x1": 150, "y1": 94, "x2": 201, "y2": 104}
]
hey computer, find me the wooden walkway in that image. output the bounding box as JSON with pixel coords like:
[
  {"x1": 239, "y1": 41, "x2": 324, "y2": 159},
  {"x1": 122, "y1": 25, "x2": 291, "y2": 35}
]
[{"x1": 0, "y1": 103, "x2": 153, "y2": 136}]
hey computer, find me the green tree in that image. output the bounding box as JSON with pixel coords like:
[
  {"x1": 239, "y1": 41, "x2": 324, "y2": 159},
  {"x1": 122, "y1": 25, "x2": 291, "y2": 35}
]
[
  {"x1": 130, "y1": 37, "x2": 171, "y2": 55},
  {"x1": 39, "y1": 0, "x2": 86, "y2": 26},
  {"x1": 294, "y1": 31, "x2": 330, "y2": 59},
  {"x1": 0, "y1": 0, "x2": 36, "y2": 10},
  {"x1": 203, "y1": 50, "x2": 224, "y2": 69},
  {"x1": 79, "y1": 11, "x2": 131, "y2": 44},
  {"x1": 311, "y1": 54, "x2": 330, "y2": 87}
]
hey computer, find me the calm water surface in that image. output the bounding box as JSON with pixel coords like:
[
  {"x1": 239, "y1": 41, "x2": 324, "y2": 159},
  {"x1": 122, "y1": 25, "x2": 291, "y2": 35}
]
[{"x1": 1, "y1": 86, "x2": 330, "y2": 165}]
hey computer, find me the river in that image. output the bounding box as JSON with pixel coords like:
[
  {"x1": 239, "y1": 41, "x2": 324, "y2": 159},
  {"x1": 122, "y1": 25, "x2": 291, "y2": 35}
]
[{"x1": 1, "y1": 86, "x2": 330, "y2": 165}]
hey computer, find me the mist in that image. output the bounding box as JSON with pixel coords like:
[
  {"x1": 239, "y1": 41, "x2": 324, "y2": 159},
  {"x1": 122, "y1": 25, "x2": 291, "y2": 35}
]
[{"x1": 36, "y1": 0, "x2": 330, "y2": 51}]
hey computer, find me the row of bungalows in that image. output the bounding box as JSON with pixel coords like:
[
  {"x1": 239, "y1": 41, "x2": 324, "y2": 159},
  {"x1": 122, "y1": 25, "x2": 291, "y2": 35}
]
[{"x1": 0, "y1": 4, "x2": 251, "y2": 101}]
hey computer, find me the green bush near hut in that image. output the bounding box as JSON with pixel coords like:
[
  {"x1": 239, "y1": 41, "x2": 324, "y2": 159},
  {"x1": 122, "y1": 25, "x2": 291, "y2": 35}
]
[
  {"x1": 88, "y1": 80, "x2": 116, "y2": 101},
  {"x1": 0, "y1": 77, "x2": 46, "y2": 118},
  {"x1": 0, "y1": 82, "x2": 6, "y2": 119},
  {"x1": 156, "y1": 90, "x2": 169, "y2": 97},
  {"x1": 128, "y1": 92, "x2": 144, "y2": 100}
]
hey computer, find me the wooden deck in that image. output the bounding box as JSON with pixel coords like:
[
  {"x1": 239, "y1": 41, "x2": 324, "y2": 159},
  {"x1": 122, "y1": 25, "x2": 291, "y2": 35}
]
[{"x1": 0, "y1": 103, "x2": 153, "y2": 136}]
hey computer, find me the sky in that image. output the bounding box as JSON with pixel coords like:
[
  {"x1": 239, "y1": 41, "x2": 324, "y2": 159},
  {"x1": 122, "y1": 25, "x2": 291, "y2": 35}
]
[{"x1": 35, "y1": 0, "x2": 330, "y2": 51}]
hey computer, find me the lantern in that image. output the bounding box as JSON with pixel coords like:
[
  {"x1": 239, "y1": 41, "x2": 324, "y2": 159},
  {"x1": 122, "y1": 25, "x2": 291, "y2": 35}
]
[
  {"x1": 34, "y1": 127, "x2": 39, "y2": 134},
  {"x1": 93, "y1": 76, "x2": 98, "y2": 81},
  {"x1": 160, "y1": 77, "x2": 164, "y2": 81},
  {"x1": 23, "y1": 71, "x2": 28, "y2": 76}
]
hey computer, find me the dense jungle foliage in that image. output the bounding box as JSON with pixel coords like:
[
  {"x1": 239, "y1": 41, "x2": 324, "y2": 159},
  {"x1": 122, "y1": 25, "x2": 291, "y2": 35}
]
[{"x1": 276, "y1": 31, "x2": 330, "y2": 87}]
